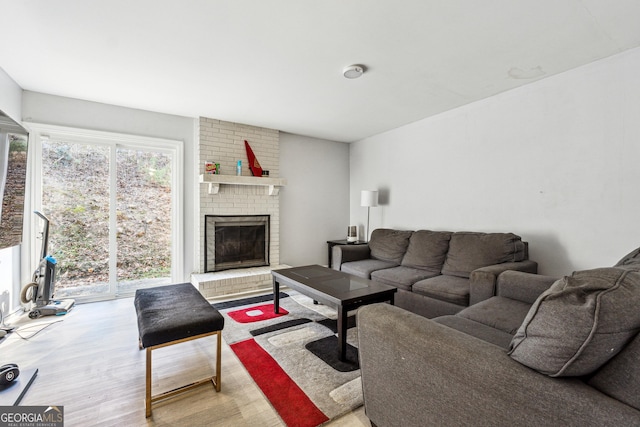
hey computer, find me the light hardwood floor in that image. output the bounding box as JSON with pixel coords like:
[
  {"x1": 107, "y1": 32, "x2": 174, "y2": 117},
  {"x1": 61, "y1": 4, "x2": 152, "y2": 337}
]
[{"x1": 0, "y1": 296, "x2": 369, "y2": 426}]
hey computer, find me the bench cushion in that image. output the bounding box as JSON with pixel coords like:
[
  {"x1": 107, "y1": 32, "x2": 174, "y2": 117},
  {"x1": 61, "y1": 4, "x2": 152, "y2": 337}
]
[{"x1": 134, "y1": 283, "x2": 224, "y2": 348}]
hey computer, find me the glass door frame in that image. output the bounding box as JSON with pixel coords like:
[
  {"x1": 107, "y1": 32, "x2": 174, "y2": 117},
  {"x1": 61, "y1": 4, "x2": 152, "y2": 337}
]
[{"x1": 24, "y1": 123, "x2": 183, "y2": 302}]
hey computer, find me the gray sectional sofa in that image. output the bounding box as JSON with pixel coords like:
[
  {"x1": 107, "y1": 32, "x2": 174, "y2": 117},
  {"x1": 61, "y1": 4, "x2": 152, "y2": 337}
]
[
  {"x1": 357, "y1": 248, "x2": 640, "y2": 426},
  {"x1": 332, "y1": 228, "x2": 537, "y2": 318}
]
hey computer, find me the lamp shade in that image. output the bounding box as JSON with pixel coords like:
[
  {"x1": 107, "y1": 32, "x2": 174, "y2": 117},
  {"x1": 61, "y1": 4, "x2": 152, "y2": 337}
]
[{"x1": 361, "y1": 190, "x2": 379, "y2": 207}]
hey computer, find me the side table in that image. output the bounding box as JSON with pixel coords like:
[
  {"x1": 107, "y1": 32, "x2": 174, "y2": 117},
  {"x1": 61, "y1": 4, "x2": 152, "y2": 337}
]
[{"x1": 326, "y1": 239, "x2": 368, "y2": 268}]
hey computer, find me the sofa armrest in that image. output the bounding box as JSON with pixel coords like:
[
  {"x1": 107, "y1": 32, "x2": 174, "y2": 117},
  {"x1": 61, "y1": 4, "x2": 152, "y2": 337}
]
[
  {"x1": 331, "y1": 244, "x2": 370, "y2": 270},
  {"x1": 496, "y1": 270, "x2": 558, "y2": 304},
  {"x1": 469, "y1": 260, "x2": 538, "y2": 305},
  {"x1": 357, "y1": 303, "x2": 640, "y2": 427}
]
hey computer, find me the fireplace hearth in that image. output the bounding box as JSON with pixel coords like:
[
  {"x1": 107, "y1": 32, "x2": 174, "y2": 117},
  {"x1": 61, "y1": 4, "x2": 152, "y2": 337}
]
[{"x1": 205, "y1": 215, "x2": 270, "y2": 272}]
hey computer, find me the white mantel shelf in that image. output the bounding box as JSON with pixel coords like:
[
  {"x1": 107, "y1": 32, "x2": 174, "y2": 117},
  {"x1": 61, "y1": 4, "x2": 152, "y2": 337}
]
[{"x1": 199, "y1": 174, "x2": 287, "y2": 196}]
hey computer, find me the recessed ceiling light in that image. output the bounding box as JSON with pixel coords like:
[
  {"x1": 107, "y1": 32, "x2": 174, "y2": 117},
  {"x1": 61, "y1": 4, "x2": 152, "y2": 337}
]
[{"x1": 343, "y1": 64, "x2": 365, "y2": 79}]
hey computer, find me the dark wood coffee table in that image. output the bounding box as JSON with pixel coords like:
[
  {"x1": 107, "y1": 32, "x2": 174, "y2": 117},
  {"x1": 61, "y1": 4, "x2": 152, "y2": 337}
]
[{"x1": 271, "y1": 265, "x2": 397, "y2": 362}]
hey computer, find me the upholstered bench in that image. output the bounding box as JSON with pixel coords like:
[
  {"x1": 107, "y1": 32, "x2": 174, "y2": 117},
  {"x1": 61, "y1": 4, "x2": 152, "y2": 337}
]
[{"x1": 134, "y1": 283, "x2": 224, "y2": 417}]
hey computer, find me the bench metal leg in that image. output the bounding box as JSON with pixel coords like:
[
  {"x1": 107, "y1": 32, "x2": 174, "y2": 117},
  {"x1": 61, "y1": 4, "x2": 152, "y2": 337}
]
[
  {"x1": 146, "y1": 347, "x2": 152, "y2": 417},
  {"x1": 214, "y1": 329, "x2": 221, "y2": 392},
  {"x1": 145, "y1": 330, "x2": 222, "y2": 417}
]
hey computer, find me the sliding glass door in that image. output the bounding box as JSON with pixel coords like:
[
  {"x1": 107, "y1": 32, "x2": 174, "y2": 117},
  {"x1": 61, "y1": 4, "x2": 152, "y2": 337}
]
[
  {"x1": 115, "y1": 147, "x2": 173, "y2": 294},
  {"x1": 33, "y1": 126, "x2": 182, "y2": 301},
  {"x1": 41, "y1": 140, "x2": 111, "y2": 298}
]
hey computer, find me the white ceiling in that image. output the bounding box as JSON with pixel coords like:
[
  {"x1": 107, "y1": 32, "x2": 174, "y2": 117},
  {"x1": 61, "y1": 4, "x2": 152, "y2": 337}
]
[{"x1": 1, "y1": 1, "x2": 640, "y2": 143}]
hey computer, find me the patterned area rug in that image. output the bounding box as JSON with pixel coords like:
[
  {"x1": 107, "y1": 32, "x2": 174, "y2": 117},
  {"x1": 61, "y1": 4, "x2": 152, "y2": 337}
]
[{"x1": 213, "y1": 292, "x2": 363, "y2": 427}]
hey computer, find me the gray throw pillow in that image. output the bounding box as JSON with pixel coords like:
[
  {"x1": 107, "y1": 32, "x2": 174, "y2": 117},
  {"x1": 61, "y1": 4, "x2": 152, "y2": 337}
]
[
  {"x1": 588, "y1": 332, "x2": 640, "y2": 411},
  {"x1": 369, "y1": 229, "x2": 413, "y2": 263},
  {"x1": 401, "y1": 230, "x2": 452, "y2": 272},
  {"x1": 509, "y1": 268, "x2": 640, "y2": 377},
  {"x1": 441, "y1": 232, "x2": 525, "y2": 278},
  {"x1": 615, "y1": 246, "x2": 640, "y2": 272}
]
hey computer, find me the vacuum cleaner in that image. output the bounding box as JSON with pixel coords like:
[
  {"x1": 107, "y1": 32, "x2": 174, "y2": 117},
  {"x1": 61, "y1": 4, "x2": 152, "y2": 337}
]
[{"x1": 20, "y1": 211, "x2": 75, "y2": 319}]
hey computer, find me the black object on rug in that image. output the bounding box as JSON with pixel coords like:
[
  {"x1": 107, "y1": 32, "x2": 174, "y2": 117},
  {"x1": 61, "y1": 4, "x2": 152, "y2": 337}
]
[
  {"x1": 306, "y1": 336, "x2": 359, "y2": 372},
  {"x1": 250, "y1": 318, "x2": 313, "y2": 336},
  {"x1": 212, "y1": 292, "x2": 289, "y2": 310}
]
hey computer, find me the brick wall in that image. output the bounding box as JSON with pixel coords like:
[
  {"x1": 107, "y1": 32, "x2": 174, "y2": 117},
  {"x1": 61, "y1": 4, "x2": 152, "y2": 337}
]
[{"x1": 197, "y1": 118, "x2": 281, "y2": 275}]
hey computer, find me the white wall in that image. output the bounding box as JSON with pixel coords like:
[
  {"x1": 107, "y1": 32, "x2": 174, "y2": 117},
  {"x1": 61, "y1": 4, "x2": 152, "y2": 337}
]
[
  {"x1": 280, "y1": 133, "x2": 350, "y2": 266},
  {"x1": 21, "y1": 91, "x2": 198, "y2": 281},
  {"x1": 0, "y1": 67, "x2": 23, "y2": 313},
  {"x1": 350, "y1": 47, "x2": 640, "y2": 276}
]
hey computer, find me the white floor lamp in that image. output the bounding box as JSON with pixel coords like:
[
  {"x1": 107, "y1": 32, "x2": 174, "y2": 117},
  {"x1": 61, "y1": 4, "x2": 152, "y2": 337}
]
[{"x1": 361, "y1": 190, "x2": 379, "y2": 242}]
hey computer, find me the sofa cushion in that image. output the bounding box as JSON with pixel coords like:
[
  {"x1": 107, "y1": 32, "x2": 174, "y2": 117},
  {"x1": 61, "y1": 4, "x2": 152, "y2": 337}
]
[
  {"x1": 495, "y1": 272, "x2": 556, "y2": 305},
  {"x1": 508, "y1": 268, "x2": 640, "y2": 377},
  {"x1": 412, "y1": 275, "x2": 469, "y2": 306},
  {"x1": 341, "y1": 259, "x2": 398, "y2": 279},
  {"x1": 371, "y1": 266, "x2": 440, "y2": 291},
  {"x1": 369, "y1": 229, "x2": 413, "y2": 263},
  {"x1": 400, "y1": 230, "x2": 452, "y2": 273},
  {"x1": 457, "y1": 296, "x2": 532, "y2": 335},
  {"x1": 434, "y1": 315, "x2": 515, "y2": 349},
  {"x1": 442, "y1": 232, "x2": 525, "y2": 278},
  {"x1": 588, "y1": 332, "x2": 640, "y2": 411}
]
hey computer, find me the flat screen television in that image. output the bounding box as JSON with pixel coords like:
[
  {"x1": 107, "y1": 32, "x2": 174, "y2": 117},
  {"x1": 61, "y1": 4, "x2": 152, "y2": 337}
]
[{"x1": 0, "y1": 109, "x2": 29, "y2": 250}]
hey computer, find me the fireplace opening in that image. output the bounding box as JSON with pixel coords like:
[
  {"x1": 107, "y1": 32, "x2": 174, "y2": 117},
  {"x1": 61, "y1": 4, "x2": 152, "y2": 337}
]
[{"x1": 205, "y1": 215, "x2": 270, "y2": 272}]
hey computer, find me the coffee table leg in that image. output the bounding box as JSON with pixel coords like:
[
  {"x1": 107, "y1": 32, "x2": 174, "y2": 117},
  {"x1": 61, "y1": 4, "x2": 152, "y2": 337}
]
[
  {"x1": 337, "y1": 306, "x2": 347, "y2": 362},
  {"x1": 273, "y1": 278, "x2": 280, "y2": 314}
]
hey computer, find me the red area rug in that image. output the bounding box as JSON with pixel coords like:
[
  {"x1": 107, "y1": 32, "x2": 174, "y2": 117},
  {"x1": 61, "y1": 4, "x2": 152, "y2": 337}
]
[
  {"x1": 227, "y1": 303, "x2": 288, "y2": 323},
  {"x1": 215, "y1": 293, "x2": 363, "y2": 427},
  {"x1": 231, "y1": 339, "x2": 329, "y2": 427}
]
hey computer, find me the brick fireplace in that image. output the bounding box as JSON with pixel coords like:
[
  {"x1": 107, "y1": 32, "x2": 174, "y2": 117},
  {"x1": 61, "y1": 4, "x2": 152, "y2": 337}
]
[{"x1": 192, "y1": 118, "x2": 287, "y2": 298}]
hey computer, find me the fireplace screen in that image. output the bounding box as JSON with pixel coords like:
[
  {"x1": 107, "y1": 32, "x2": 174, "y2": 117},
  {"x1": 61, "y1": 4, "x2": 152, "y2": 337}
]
[{"x1": 205, "y1": 215, "x2": 270, "y2": 272}]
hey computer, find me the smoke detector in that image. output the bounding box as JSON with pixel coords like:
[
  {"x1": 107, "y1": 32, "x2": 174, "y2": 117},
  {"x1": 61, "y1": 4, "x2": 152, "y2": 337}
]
[{"x1": 343, "y1": 64, "x2": 365, "y2": 79}]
